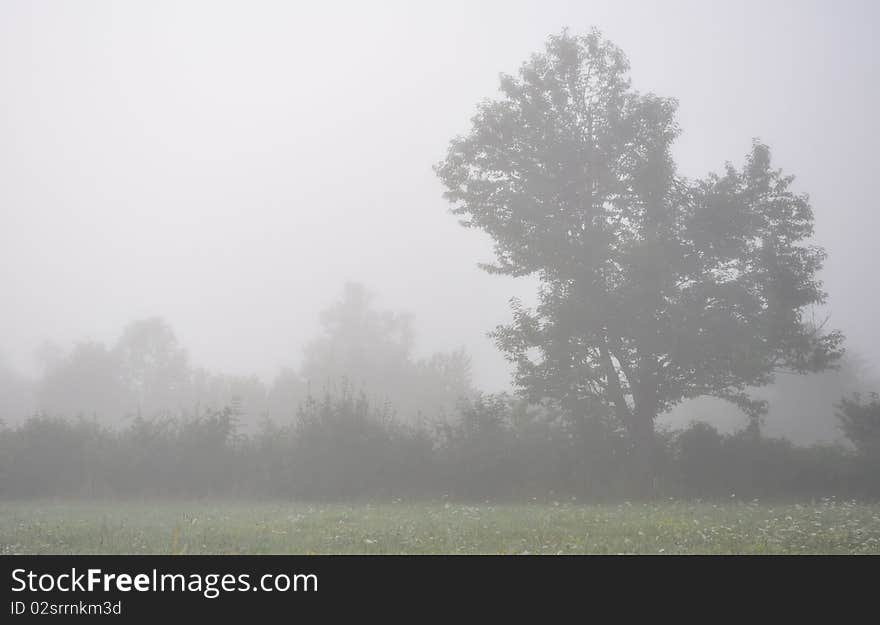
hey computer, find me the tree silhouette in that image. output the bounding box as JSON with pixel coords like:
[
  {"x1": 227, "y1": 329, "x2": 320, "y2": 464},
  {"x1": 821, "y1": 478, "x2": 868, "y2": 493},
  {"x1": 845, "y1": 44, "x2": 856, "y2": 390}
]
[{"x1": 436, "y1": 29, "x2": 843, "y2": 490}]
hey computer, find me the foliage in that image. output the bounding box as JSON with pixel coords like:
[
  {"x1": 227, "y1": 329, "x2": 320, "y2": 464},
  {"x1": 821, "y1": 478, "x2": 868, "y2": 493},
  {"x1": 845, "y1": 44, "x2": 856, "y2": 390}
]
[
  {"x1": 280, "y1": 387, "x2": 436, "y2": 499},
  {"x1": 1, "y1": 393, "x2": 874, "y2": 501},
  {"x1": 674, "y1": 422, "x2": 857, "y2": 498},
  {"x1": 836, "y1": 393, "x2": 880, "y2": 488},
  {"x1": 836, "y1": 393, "x2": 880, "y2": 457}
]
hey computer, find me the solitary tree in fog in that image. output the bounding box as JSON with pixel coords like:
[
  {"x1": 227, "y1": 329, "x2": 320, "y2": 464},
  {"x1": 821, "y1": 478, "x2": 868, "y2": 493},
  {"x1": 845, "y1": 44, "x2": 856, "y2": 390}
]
[{"x1": 436, "y1": 29, "x2": 843, "y2": 490}]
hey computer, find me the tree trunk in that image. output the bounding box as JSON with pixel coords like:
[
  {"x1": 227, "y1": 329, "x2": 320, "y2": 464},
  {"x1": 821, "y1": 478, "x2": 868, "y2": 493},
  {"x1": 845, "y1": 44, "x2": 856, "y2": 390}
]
[
  {"x1": 631, "y1": 357, "x2": 658, "y2": 497},
  {"x1": 630, "y1": 407, "x2": 656, "y2": 497}
]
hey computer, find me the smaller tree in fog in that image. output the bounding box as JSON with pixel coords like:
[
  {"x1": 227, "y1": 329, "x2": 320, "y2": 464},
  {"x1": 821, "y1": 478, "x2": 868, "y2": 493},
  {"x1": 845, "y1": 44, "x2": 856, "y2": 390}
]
[
  {"x1": 37, "y1": 341, "x2": 128, "y2": 420},
  {"x1": 115, "y1": 317, "x2": 191, "y2": 416},
  {"x1": 301, "y1": 283, "x2": 474, "y2": 421}
]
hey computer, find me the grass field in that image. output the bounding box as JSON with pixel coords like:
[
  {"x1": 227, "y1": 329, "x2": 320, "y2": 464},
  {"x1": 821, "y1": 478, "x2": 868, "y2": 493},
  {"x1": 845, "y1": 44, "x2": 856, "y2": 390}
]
[{"x1": 2, "y1": 499, "x2": 879, "y2": 555}]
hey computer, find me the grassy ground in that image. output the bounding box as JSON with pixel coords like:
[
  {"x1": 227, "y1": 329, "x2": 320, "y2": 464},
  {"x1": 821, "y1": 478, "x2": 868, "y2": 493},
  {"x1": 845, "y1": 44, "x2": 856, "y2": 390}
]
[{"x1": 1, "y1": 499, "x2": 879, "y2": 554}]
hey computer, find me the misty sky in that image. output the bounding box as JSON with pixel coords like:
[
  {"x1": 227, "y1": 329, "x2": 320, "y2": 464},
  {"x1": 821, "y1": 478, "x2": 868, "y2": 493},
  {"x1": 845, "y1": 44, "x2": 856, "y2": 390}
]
[{"x1": 1, "y1": 0, "x2": 878, "y2": 391}]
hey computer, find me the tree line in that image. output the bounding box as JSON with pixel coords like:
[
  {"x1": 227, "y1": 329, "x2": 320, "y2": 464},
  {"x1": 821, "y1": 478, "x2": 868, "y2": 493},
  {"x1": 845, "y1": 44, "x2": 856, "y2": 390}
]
[
  {"x1": 1, "y1": 388, "x2": 878, "y2": 500},
  {"x1": 1, "y1": 283, "x2": 474, "y2": 431}
]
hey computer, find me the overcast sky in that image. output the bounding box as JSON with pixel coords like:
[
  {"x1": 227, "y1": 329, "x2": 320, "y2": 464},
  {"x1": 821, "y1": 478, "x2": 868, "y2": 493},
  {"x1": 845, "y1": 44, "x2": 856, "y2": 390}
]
[{"x1": 1, "y1": 0, "x2": 877, "y2": 390}]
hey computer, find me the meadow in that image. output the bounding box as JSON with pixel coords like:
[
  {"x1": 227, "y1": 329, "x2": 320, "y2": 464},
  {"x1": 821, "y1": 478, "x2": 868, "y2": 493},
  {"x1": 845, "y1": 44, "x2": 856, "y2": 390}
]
[{"x1": 2, "y1": 499, "x2": 879, "y2": 555}]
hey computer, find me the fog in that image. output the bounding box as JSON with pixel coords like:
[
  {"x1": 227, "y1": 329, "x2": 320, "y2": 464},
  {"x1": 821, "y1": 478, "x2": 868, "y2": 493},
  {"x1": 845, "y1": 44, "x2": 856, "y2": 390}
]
[{"x1": 1, "y1": 1, "x2": 879, "y2": 449}]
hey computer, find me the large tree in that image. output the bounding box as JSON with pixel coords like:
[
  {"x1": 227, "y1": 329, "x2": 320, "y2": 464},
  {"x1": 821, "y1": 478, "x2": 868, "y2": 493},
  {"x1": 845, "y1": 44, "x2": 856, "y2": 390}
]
[{"x1": 435, "y1": 29, "x2": 843, "y2": 488}]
